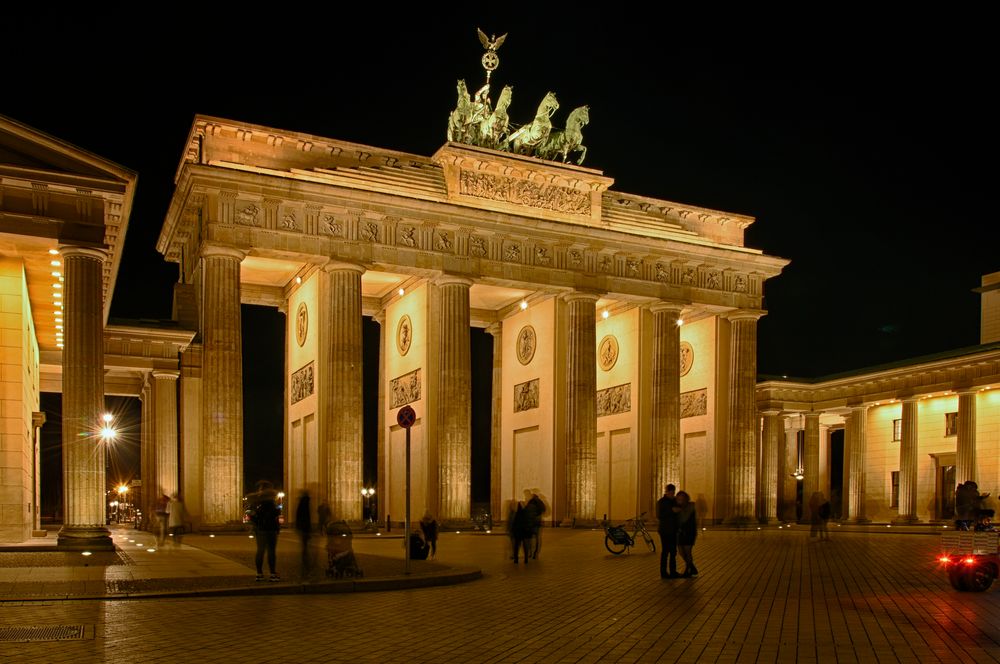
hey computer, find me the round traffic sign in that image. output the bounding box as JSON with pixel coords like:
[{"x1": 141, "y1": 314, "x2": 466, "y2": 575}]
[{"x1": 397, "y1": 404, "x2": 416, "y2": 429}]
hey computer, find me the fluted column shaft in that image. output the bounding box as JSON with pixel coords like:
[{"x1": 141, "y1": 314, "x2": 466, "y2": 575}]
[
  {"x1": 58, "y1": 246, "x2": 111, "y2": 549},
  {"x1": 437, "y1": 277, "x2": 472, "y2": 522},
  {"x1": 321, "y1": 264, "x2": 365, "y2": 521},
  {"x1": 956, "y1": 390, "x2": 978, "y2": 484},
  {"x1": 373, "y1": 311, "x2": 386, "y2": 520},
  {"x1": 650, "y1": 303, "x2": 683, "y2": 497},
  {"x1": 565, "y1": 293, "x2": 598, "y2": 523},
  {"x1": 486, "y1": 322, "x2": 503, "y2": 521},
  {"x1": 153, "y1": 371, "x2": 180, "y2": 498},
  {"x1": 843, "y1": 405, "x2": 869, "y2": 522},
  {"x1": 726, "y1": 312, "x2": 761, "y2": 522},
  {"x1": 200, "y1": 246, "x2": 244, "y2": 526},
  {"x1": 760, "y1": 411, "x2": 781, "y2": 522},
  {"x1": 140, "y1": 381, "x2": 153, "y2": 521},
  {"x1": 802, "y1": 413, "x2": 820, "y2": 510},
  {"x1": 897, "y1": 397, "x2": 919, "y2": 521}
]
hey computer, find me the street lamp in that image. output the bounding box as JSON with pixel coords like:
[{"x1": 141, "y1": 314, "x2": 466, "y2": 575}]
[
  {"x1": 100, "y1": 412, "x2": 116, "y2": 441},
  {"x1": 361, "y1": 487, "x2": 375, "y2": 521}
]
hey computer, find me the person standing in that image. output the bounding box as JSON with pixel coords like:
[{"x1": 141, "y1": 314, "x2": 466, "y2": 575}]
[
  {"x1": 419, "y1": 510, "x2": 439, "y2": 559},
  {"x1": 525, "y1": 491, "x2": 546, "y2": 560},
  {"x1": 676, "y1": 491, "x2": 698, "y2": 577},
  {"x1": 295, "y1": 490, "x2": 312, "y2": 573},
  {"x1": 166, "y1": 493, "x2": 185, "y2": 547},
  {"x1": 317, "y1": 500, "x2": 332, "y2": 535},
  {"x1": 248, "y1": 480, "x2": 281, "y2": 581},
  {"x1": 154, "y1": 493, "x2": 169, "y2": 547},
  {"x1": 656, "y1": 484, "x2": 679, "y2": 579}
]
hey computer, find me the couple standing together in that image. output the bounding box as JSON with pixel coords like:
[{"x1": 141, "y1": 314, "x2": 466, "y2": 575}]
[{"x1": 656, "y1": 484, "x2": 698, "y2": 579}]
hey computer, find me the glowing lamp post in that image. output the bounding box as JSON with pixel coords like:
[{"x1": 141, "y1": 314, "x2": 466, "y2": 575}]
[{"x1": 361, "y1": 487, "x2": 375, "y2": 521}]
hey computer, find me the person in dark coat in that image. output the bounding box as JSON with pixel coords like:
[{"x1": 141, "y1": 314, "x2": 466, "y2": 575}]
[
  {"x1": 656, "y1": 484, "x2": 679, "y2": 578},
  {"x1": 247, "y1": 480, "x2": 281, "y2": 581},
  {"x1": 295, "y1": 490, "x2": 312, "y2": 572},
  {"x1": 507, "y1": 499, "x2": 532, "y2": 564},
  {"x1": 419, "y1": 510, "x2": 439, "y2": 559},
  {"x1": 675, "y1": 490, "x2": 698, "y2": 577}
]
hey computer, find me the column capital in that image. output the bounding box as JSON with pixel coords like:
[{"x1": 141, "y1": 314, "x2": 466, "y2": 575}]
[
  {"x1": 151, "y1": 369, "x2": 181, "y2": 381},
  {"x1": 58, "y1": 245, "x2": 108, "y2": 262},
  {"x1": 957, "y1": 387, "x2": 980, "y2": 397},
  {"x1": 649, "y1": 301, "x2": 685, "y2": 317},
  {"x1": 372, "y1": 309, "x2": 386, "y2": 326},
  {"x1": 849, "y1": 404, "x2": 870, "y2": 415},
  {"x1": 760, "y1": 409, "x2": 783, "y2": 417},
  {"x1": 804, "y1": 412, "x2": 821, "y2": 422},
  {"x1": 485, "y1": 322, "x2": 502, "y2": 337},
  {"x1": 562, "y1": 291, "x2": 601, "y2": 304},
  {"x1": 322, "y1": 260, "x2": 366, "y2": 275},
  {"x1": 433, "y1": 274, "x2": 474, "y2": 288},
  {"x1": 900, "y1": 395, "x2": 920, "y2": 404},
  {"x1": 200, "y1": 244, "x2": 247, "y2": 261},
  {"x1": 725, "y1": 309, "x2": 766, "y2": 322},
  {"x1": 32, "y1": 411, "x2": 46, "y2": 428}
]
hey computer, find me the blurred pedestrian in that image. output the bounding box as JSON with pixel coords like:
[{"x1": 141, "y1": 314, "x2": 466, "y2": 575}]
[
  {"x1": 507, "y1": 499, "x2": 532, "y2": 564},
  {"x1": 154, "y1": 493, "x2": 169, "y2": 546},
  {"x1": 525, "y1": 490, "x2": 546, "y2": 559},
  {"x1": 296, "y1": 490, "x2": 312, "y2": 573},
  {"x1": 317, "y1": 500, "x2": 331, "y2": 535},
  {"x1": 419, "y1": 510, "x2": 438, "y2": 559},
  {"x1": 167, "y1": 493, "x2": 185, "y2": 547},
  {"x1": 675, "y1": 491, "x2": 698, "y2": 577},
  {"x1": 247, "y1": 480, "x2": 281, "y2": 581},
  {"x1": 656, "y1": 484, "x2": 679, "y2": 578}
]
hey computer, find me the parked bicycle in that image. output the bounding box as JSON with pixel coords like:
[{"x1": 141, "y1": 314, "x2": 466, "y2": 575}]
[{"x1": 603, "y1": 512, "x2": 656, "y2": 555}]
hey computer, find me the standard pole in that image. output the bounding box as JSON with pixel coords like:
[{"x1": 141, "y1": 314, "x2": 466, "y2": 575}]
[{"x1": 404, "y1": 426, "x2": 411, "y2": 575}]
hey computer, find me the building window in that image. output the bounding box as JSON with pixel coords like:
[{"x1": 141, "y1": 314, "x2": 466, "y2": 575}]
[
  {"x1": 892, "y1": 419, "x2": 901, "y2": 442},
  {"x1": 945, "y1": 412, "x2": 958, "y2": 437},
  {"x1": 890, "y1": 471, "x2": 900, "y2": 508}
]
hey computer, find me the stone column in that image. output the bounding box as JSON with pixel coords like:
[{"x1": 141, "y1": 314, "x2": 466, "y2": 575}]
[
  {"x1": 843, "y1": 405, "x2": 869, "y2": 522},
  {"x1": 956, "y1": 389, "x2": 978, "y2": 485},
  {"x1": 373, "y1": 310, "x2": 386, "y2": 522},
  {"x1": 760, "y1": 411, "x2": 781, "y2": 523},
  {"x1": 139, "y1": 379, "x2": 153, "y2": 524},
  {"x1": 320, "y1": 262, "x2": 365, "y2": 521},
  {"x1": 650, "y1": 303, "x2": 683, "y2": 497},
  {"x1": 57, "y1": 246, "x2": 111, "y2": 550},
  {"x1": 436, "y1": 276, "x2": 472, "y2": 523},
  {"x1": 486, "y1": 322, "x2": 503, "y2": 522},
  {"x1": 896, "y1": 397, "x2": 919, "y2": 523},
  {"x1": 802, "y1": 412, "x2": 820, "y2": 518},
  {"x1": 153, "y1": 370, "x2": 180, "y2": 498},
  {"x1": 725, "y1": 311, "x2": 762, "y2": 523},
  {"x1": 564, "y1": 292, "x2": 598, "y2": 525},
  {"x1": 200, "y1": 245, "x2": 245, "y2": 527},
  {"x1": 31, "y1": 412, "x2": 46, "y2": 534}
]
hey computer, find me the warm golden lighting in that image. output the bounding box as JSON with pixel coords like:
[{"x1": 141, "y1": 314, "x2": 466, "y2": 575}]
[
  {"x1": 602, "y1": 310, "x2": 609, "y2": 319},
  {"x1": 296, "y1": 276, "x2": 302, "y2": 284},
  {"x1": 48, "y1": 249, "x2": 59, "y2": 255},
  {"x1": 676, "y1": 318, "x2": 684, "y2": 326},
  {"x1": 51, "y1": 271, "x2": 61, "y2": 277},
  {"x1": 50, "y1": 260, "x2": 60, "y2": 266},
  {"x1": 520, "y1": 300, "x2": 528, "y2": 310},
  {"x1": 398, "y1": 288, "x2": 405, "y2": 296}
]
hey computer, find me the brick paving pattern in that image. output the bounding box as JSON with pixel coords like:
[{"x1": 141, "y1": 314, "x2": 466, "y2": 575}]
[{"x1": 2, "y1": 527, "x2": 1000, "y2": 663}]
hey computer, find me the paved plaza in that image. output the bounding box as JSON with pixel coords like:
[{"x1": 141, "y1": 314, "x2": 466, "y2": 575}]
[{"x1": 2, "y1": 526, "x2": 1000, "y2": 663}]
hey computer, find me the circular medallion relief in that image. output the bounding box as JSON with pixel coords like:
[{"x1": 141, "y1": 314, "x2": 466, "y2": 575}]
[
  {"x1": 396, "y1": 315, "x2": 413, "y2": 356},
  {"x1": 516, "y1": 326, "x2": 536, "y2": 365},
  {"x1": 680, "y1": 341, "x2": 694, "y2": 377},
  {"x1": 598, "y1": 335, "x2": 619, "y2": 371},
  {"x1": 295, "y1": 303, "x2": 308, "y2": 347}
]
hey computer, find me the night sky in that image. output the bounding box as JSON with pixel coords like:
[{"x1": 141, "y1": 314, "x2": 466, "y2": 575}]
[{"x1": 8, "y1": 9, "x2": 996, "y2": 501}]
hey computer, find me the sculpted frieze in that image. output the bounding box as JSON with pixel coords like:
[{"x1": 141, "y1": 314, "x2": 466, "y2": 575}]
[
  {"x1": 514, "y1": 379, "x2": 539, "y2": 413},
  {"x1": 290, "y1": 361, "x2": 314, "y2": 405},
  {"x1": 235, "y1": 203, "x2": 260, "y2": 226},
  {"x1": 361, "y1": 222, "x2": 379, "y2": 242},
  {"x1": 459, "y1": 169, "x2": 591, "y2": 216},
  {"x1": 399, "y1": 226, "x2": 417, "y2": 247},
  {"x1": 597, "y1": 383, "x2": 631, "y2": 417},
  {"x1": 504, "y1": 243, "x2": 521, "y2": 262},
  {"x1": 534, "y1": 246, "x2": 551, "y2": 266},
  {"x1": 470, "y1": 235, "x2": 488, "y2": 257},
  {"x1": 281, "y1": 212, "x2": 299, "y2": 231},
  {"x1": 321, "y1": 214, "x2": 343, "y2": 236},
  {"x1": 390, "y1": 368, "x2": 422, "y2": 409},
  {"x1": 681, "y1": 388, "x2": 707, "y2": 418},
  {"x1": 435, "y1": 231, "x2": 453, "y2": 252}
]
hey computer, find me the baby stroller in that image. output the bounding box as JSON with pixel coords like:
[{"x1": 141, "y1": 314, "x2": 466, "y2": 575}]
[{"x1": 325, "y1": 521, "x2": 363, "y2": 578}]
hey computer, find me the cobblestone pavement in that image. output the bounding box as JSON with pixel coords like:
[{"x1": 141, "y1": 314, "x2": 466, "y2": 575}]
[{"x1": 2, "y1": 527, "x2": 1000, "y2": 663}]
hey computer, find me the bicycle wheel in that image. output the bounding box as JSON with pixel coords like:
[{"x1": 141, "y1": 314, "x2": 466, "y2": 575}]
[
  {"x1": 642, "y1": 531, "x2": 656, "y2": 553},
  {"x1": 605, "y1": 534, "x2": 627, "y2": 555}
]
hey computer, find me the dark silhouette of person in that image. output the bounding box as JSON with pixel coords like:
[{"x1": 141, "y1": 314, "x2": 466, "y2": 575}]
[
  {"x1": 419, "y1": 510, "x2": 438, "y2": 559},
  {"x1": 247, "y1": 480, "x2": 281, "y2": 581},
  {"x1": 524, "y1": 490, "x2": 546, "y2": 559},
  {"x1": 507, "y1": 499, "x2": 532, "y2": 564},
  {"x1": 296, "y1": 490, "x2": 312, "y2": 573},
  {"x1": 317, "y1": 500, "x2": 331, "y2": 535},
  {"x1": 656, "y1": 484, "x2": 679, "y2": 578},
  {"x1": 676, "y1": 491, "x2": 698, "y2": 577}
]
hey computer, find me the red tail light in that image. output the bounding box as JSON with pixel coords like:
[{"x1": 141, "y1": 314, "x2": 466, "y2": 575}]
[
  {"x1": 939, "y1": 556, "x2": 951, "y2": 563},
  {"x1": 964, "y1": 557, "x2": 976, "y2": 564}
]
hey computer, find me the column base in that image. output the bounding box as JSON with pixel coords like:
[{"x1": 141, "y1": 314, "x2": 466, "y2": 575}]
[
  {"x1": 57, "y1": 525, "x2": 113, "y2": 551},
  {"x1": 891, "y1": 516, "x2": 922, "y2": 525},
  {"x1": 840, "y1": 518, "x2": 871, "y2": 524}
]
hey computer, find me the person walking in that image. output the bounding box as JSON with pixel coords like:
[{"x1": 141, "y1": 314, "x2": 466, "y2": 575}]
[
  {"x1": 656, "y1": 484, "x2": 680, "y2": 579},
  {"x1": 676, "y1": 491, "x2": 698, "y2": 577},
  {"x1": 507, "y1": 499, "x2": 532, "y2": 564},
  {"x1": 248, "y1": 480, "x2": 281, "y2": 581},
  {"x1": 419, "y1": 510, "x2": 439, "y2": 559},
  {"x1": 317, "y1": 500, "x2": 331, "y2": 535},
  {"x1": 166, "y1": 493, "x2": 185, "y2": 547},
  {"x1": 154, "y1": 493, "x2": 169, "y2": 547},
  {"x1": 525, "y1": 491, "x2": 546, "y2": 559},
  {"x1": 295, "y1": 490, "x2": 312, "y2": 573}
]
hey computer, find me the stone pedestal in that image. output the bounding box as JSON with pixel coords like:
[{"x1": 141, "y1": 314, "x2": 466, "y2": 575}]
[
  {"x1": 564, "y1": 292, "x2": 598, "y2": 525},
  {"x1": 153, "y1": 370, "x2": 180, "y2": 498},
  {"x1": 486, "y1": 322, "x2": 503, "y2": 522},
  {"x1": 57, "y1": 246, "x2": 112, "y2": 550},
  {"x1": 650, "y1": 303, "x2": 683, "y2": 497},
  {"x1": 725, "y1": 312, "x2": 761, "y2": 524},
  {"x1": 320, "y1": 263, "x2": 364, "y2": 521},
  {"x1": 436, "y1": 276, "x2": 472, "y2": 524},
  {"x1": 843, "y1": 405, "x2": 869, "y2": 523},
  {"x1": 760, "y1": 411, "x2": 782, "y2": 523},
  {"x1": 895, "y1": 397, "x2": 920, "y2": 523},
  {"x1": 956, "y1": 390, "x2": 978, "y2": 485},
  {"x1": 200, "y1": 245, "x2": 245, "y2": 527}
]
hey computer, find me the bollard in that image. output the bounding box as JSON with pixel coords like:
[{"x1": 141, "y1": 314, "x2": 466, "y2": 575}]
[{"x1": 386, "y1": 515, "x2": 390, "y2": 532}]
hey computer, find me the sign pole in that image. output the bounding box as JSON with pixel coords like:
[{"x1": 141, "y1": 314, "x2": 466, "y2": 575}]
[{"x1": 397, "y1": 405, "x2": 417, "y2": 575}]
